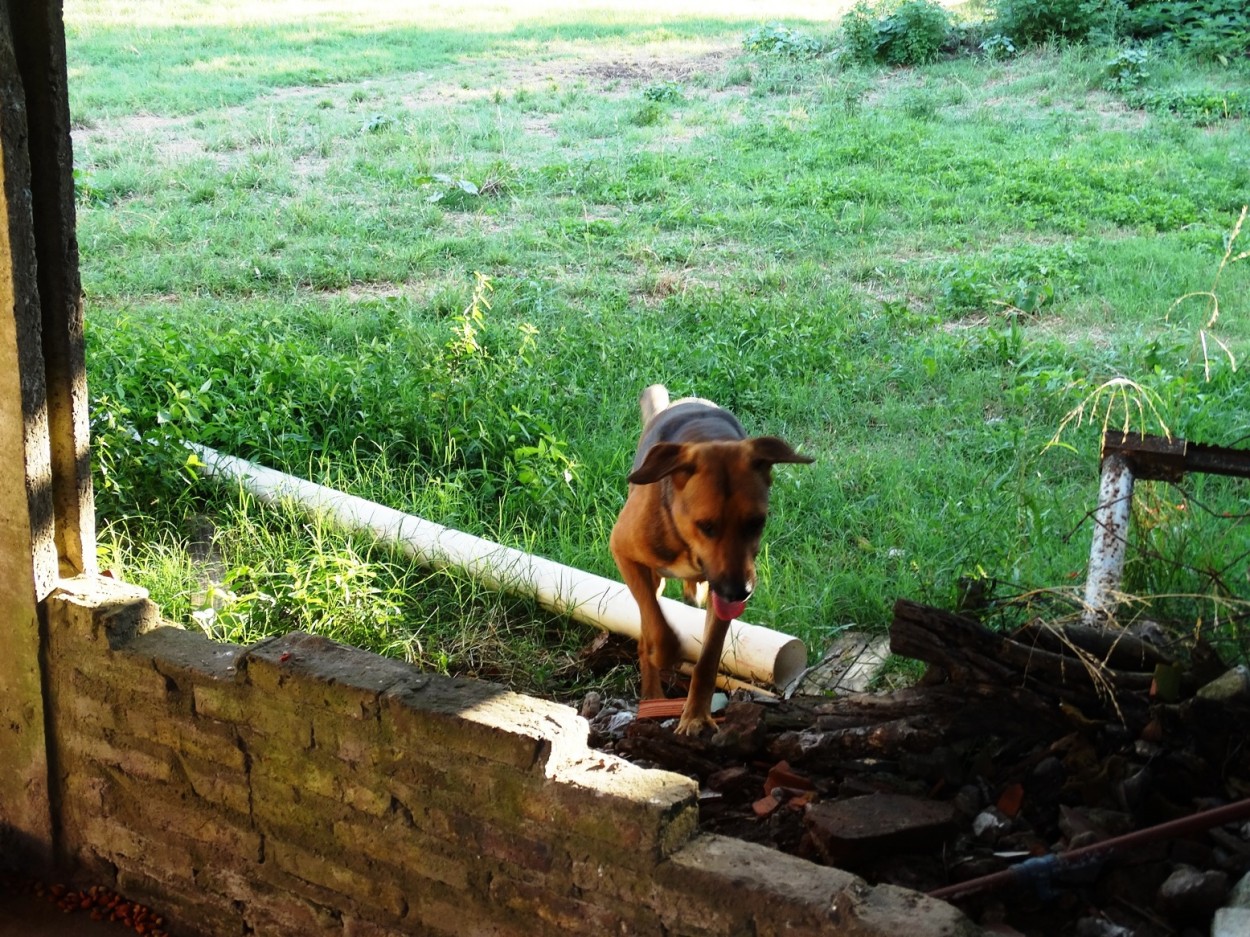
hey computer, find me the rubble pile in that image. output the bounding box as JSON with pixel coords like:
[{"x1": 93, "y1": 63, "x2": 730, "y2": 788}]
[{"x1": 588, "y1": 599, "x2": 1250, "y2": 937}]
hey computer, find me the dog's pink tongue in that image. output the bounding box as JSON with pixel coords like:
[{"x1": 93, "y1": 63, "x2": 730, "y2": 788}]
[{"x1": 711, "y1": 593, "x2": 748, "y2": 620}]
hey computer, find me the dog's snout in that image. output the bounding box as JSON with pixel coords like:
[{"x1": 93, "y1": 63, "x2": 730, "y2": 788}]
[{"x1": 712, "y1": 579, "x2": 753, "y2": 604}]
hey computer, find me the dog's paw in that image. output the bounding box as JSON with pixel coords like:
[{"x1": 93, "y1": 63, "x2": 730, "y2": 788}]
[{"x1": 674, "y1": 711, "x2": 717, "y2": 737}]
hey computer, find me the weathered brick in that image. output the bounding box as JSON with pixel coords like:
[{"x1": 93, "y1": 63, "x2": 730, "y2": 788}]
[
  {"x1": 131, "y1": 712, "x2": 246, "y2": 770},
  {"x1": 384, "y1": 789, "x2": 481, "y2": 852},
  {"x1": 489, "y1": 875, "x2": 634, "y2": 935},
  {"x1": 65, "y1": 691, "x2": 119, "y2": 733},
  {"x1": 343, "y1": 916, "x2": 421, "y2": 937},
  {"x1": 62, "y1": 732, "x2": 176, "y2": 783},
  {"x1": 331, "y1": 815, "x2": 472, "y2": 891},
  {"x1": 102, "y1": 784, "x2": 260, "y2": 861},
  {"x1": 523, "y1": 756, "x2": 698, "y2": 865},
  {"x1": 245, "y1": 692, "x2": 316, "y2": 749},
  {"x1": 49, "y1": 576, "x2": 161, "y2": 649},
  {"x1": 381, "y1": 675, "x2": 579, "y2": 773},
  {"x1": 478, "y1": 825, "x2": 564, "y2": 877},
  {"x1": 70, "y1": 650, "x2": 174, "y2": 703},
  {"x1": 178, "y1": 750, "x2": 252, "y2": 816},
  {"x1": 126, "y1": 625, "x2": 245, "y2": 684},
  {"x1": 656, "y1": 834, "x2": 866, "y2": 937},
  {"x1": 81, "y1": 815, "x2": 197, "y2": 887},
  {"x1": 250, "y1": 765, "x2": 348, "y2": 848},
  {"x1": 243, "y1": 631, "x2": 420, "y2": 715},
  {"x1": 268, "y1": 840, "x2": 408, "y2": 918},
  {"x1": 116, "y1": 869, "x2": 243, "y2": 937},
  {"x1": 407, "y1": 884, "x2": 533, "y2": 937},
  {"x1": 199, "y1": 866, "x2": 343, "y2": 935},
  {"x1": 192, "y1": 680, "x2": 255, "y2": 723},
  {"x1": 44, "y1": 582, "x2": 983, "y2": 937}
]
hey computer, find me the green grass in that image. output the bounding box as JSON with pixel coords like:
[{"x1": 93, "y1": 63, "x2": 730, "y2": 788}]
[{"x1": 69, "y1": 0, "x2": 1250, "y2": 697}]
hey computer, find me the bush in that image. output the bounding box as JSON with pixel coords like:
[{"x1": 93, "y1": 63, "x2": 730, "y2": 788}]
[
  {"x1": 992, "y1": 0, "x2": 1121, "y2": 45},
  {"x1": 743, "y1": 23, "x2": 826, "y2": 58},
  {"x1": 841, "y1": 0, "x2": 951, "y2": 67},
  {"x1": 1123, "y1": 0, "x2": 1250, "y2": 59},
  {"x1": 1103, "y1": 46, "x2": 1150, "y2": 89}
]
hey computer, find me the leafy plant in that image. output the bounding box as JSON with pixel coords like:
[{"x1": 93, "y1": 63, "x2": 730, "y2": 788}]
[
  {"x1": 430, "y1": 274, "x2": 579, "y2": 506},
  {"x1": 1125, "y1": 87, "x2": 1250, "y2": 122},
  {"x1": 417, "y1": 172, "x2": 481, "y2": 205},
  {"x1": 840, "y1": 0, "x2": 951, "y2": 67},
  {"x1": 1103, "y1": 47, "x2": 1149, "y2": 89},
  {"x1": 1123, "y1": 0, "x2": 1250, "y2": 60},
  {"x1": 643, "y1": 81, "x2": 684, "y2": 103},
  {"x1": 991, "y1": 0, "x2": 1122, "y2": 45},
  {"x1": 1050, "y1": 208, "x2": 1246, "y2": 454},
  {"x1": 362, "y1": 113, "x2": 395, "y2": 133},
  {"x1": 937, "y1": 242, "x2": 1088, "y2": 315},
  {"x1": 979, "y1": 33, "x2": 1018, "y2": 60},
  {"x1": 743, "y1": 22, "x2": 826, "y2": 58}
]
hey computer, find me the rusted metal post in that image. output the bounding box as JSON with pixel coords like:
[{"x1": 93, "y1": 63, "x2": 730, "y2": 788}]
[{"x1": 1082, "y1": 453, "x2": 1135, "y2": 627}]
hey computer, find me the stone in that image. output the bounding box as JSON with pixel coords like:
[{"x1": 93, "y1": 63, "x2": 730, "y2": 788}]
[
  {"x1": 1196, "y1": 666, "x2": 1250, "y2": 704},
  {"x1": 1212, "y1": 907, "x2": 1250, "y2": 937},
  {"x1": 1157, "y1": 865, "x2": 1229, "y2": 920},
  {"x1": 1227, "y1": 871, "x2": 1250, "y2": 908},
  {"x1": 971, "y1": 808, "x2": 1012, "y2": 844},
  {"x1": 803, "y1": 793, "x2": 960, "y2": 865}
]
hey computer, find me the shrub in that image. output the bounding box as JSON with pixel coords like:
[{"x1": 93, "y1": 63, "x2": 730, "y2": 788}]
[
  {"x1": 1103, "y1": 47, "x2": 1150, "y2": 89},
  {"x1": 1126, "y1": 87, "x2": 1250, "y2": 122},
  {"x1": 841, "y1": 0, "x2": 951, "y2": 67},
  {"x1": 643, "y1": 81, "x2": 683, "y2": 103},
  {"x1": 979, "y1": 33, "x2": 1019, "y2": 60},
  {"x1": 992, "y1": 0, "x2": 1121, "y2": 46},
  {"x1": 742, "y1": 23, "x2": 826, "y2": 58},
  {"x1": 842, "y1": 1, "x2": 885, "y2": 63},
  {"x1": 1123, "y1": 0, "x2": 1250, "y2": 59}
]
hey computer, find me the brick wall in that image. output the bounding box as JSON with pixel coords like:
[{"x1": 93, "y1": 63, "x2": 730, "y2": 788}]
[{"x1": 43, "y1": 575, "x2": 978, "y2": 937}]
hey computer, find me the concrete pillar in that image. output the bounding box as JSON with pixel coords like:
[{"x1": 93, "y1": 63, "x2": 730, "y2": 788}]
[
  {"x1": 10, "y1": 0, "x2": 95, "y2": 576},
  {"x1": 0, "y1": 0, "x2": 94, "y2": 869}
]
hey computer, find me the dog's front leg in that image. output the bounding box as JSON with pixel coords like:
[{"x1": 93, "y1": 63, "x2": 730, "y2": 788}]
[
  {"x1": 616, "y1": 558, "x2": 678, "y2": 699},
  {"x1": 675, "y1": 606, "x2": 730, "y2": 736}
]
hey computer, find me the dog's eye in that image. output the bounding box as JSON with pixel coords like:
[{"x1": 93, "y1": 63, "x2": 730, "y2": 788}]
[
  {"x1": 742, "y1": 516, "x2": 766, "y2": 538},
  {"x1": 695, "y1": 520, "x2": 719, "y2": 539}
]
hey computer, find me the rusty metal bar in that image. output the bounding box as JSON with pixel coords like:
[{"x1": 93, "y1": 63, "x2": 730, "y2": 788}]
[
  {"x1": 1103, "y1": 431, "x2": 1250, "y2": 482},
  {"x1": 931, "y1": 796, "x2": 1250, "y2": 903}
]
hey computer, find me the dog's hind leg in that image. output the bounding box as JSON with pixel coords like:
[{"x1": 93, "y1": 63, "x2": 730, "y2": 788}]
[
  {"x1": 682, "y1": 580, "x2": 708, "y2": 608},
  {"x1": 639, "y1": 384, "x2": 670, "y2": 424}
]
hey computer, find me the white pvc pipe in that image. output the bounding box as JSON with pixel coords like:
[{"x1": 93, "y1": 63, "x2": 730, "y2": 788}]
[{"x1": 190, "y1": 445, "x2": 808, "y2": 691}]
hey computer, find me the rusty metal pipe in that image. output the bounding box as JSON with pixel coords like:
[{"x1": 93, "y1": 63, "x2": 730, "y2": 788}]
[
  {"x1": 1081, "y1": 453, "x2": 1135, "y2": 627},
  {"x1": 931, "y1": 797, "x2": 1250, "y2": 903}
]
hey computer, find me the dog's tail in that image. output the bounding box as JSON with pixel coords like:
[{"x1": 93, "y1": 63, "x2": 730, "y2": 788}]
[{"x1": 639, "y1": 384, "x2": 670, "y2": 424}]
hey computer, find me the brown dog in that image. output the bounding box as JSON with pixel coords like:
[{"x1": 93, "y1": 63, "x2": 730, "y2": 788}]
[{"x1": 609, "y1": 385, "x2": 813, "y2": 735}]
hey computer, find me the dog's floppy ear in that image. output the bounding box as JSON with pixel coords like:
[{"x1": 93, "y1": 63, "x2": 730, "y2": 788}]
[
  {"x1": 750, "y1": 436, "x2": 815, "y2": 469},
  {"x1": 628, "y1": 442, "x2": 695, "y2": 486}
]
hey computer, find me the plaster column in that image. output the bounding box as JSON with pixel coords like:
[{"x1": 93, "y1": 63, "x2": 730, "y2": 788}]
[
  {"x1": 0, "y1": 0, "x2": 95, "y2": 869},
  {"x1": 0, "y1": 8, "x2": 59, "y2": 867}
]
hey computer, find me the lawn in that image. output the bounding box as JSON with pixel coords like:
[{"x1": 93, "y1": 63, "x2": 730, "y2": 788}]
[{"x1": 67, "y1": 0, "x2": 1250, "y2": 698}]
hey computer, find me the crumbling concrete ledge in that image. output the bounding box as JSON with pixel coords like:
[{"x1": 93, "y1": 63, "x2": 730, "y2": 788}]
[{"x1": 42, "y1": 574, "x2": 982, "y2": 937}]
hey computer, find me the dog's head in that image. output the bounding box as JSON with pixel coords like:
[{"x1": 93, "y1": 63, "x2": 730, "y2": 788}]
[{"x1": 627, "y1": 436, "x2": 813, "y2": 616}]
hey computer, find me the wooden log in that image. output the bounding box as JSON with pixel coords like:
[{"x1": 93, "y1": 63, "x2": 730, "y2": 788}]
[
  {"x1": 769, "y1": 683, "x2": 1069, "y2": 769},
  {"x1": 1012, "y1": 619, "x2": 1172, "y2": 672},
  {"x1": 890, "y1": 598, "x2": 1152, "y2": 720}
]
